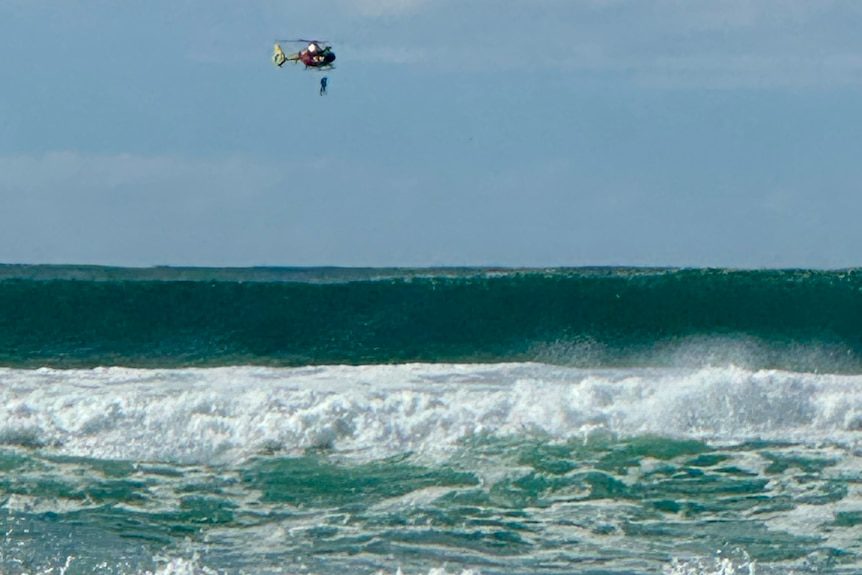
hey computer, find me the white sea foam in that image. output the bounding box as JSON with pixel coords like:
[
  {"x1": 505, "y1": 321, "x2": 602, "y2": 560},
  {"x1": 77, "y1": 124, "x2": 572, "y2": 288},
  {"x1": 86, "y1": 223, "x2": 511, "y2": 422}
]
[
  {"x1": 663, "y1": 556, "x2": 758, "y2": 575},
  {"x1": 0, "y1": 364, "x2": 860, "y2": 464},
  {"x1": 146, "y1": 559, "x2": 481, "y2": 575}
]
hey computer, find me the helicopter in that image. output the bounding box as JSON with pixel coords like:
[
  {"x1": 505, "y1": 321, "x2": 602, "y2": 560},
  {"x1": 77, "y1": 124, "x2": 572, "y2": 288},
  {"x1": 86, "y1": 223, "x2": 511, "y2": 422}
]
[{"x1": 273, "y1": 40, "x2": 336, "y2": 70}]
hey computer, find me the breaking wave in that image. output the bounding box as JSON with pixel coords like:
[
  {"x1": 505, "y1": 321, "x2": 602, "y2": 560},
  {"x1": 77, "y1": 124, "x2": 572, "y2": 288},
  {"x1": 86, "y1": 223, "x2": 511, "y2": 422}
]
[
  {"x1": 2, "y1": 266, "x2": 862, "y2": 371},
  {"x1": 2, "y1": 363, "x2": 860, "y2": 464}
]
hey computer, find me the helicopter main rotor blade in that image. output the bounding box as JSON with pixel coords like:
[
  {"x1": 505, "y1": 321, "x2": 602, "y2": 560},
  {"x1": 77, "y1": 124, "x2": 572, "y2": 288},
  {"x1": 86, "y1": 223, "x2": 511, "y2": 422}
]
[{"x1": 277, "y1": 38, "x2": 330, "y2": 45}]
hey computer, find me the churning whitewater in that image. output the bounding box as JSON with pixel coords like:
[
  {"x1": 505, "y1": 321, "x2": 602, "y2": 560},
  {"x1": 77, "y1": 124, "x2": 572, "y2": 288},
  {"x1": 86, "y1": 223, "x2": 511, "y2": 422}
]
[
  {"x1": 1, "y1": 267, "x2": 861, "y2": 574},
  {"x1": 2, "y1": 364, "x2": 861, "y2": 574},
  {"x1": 1, "y1": 364, "x2": 861, "y2": 464}
]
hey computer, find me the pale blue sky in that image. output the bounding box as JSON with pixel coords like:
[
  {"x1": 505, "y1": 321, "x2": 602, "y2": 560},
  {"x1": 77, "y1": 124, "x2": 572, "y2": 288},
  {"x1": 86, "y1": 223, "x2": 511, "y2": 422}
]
[{"x1": 2, "y1": 0, "x2": 862, "y2": 267}]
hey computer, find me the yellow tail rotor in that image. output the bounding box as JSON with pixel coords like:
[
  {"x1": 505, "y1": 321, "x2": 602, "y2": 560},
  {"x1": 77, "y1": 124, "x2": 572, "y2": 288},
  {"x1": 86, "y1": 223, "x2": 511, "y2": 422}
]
[{"x1": 272, "y1": 43, "x2": 288, "y2": 67}]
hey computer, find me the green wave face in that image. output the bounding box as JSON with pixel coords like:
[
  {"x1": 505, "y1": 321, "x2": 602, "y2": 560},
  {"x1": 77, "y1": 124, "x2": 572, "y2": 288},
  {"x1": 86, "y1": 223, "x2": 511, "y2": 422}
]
[{"x1": 1, "y1": 266, "x2": 861, "y2": 370}]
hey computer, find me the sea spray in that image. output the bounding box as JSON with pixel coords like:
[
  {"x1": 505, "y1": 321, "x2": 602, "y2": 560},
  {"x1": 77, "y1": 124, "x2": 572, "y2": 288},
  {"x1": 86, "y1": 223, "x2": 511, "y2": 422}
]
[{"x1": 1, "y1": 267, "x2": 861, "y2": 574}]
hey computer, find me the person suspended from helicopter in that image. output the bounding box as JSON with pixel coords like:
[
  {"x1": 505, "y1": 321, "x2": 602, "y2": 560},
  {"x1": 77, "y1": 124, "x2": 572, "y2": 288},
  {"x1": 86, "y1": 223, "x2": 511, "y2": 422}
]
[{"x1": 273, "y1": 39, "x2": 335, "y2": 94}]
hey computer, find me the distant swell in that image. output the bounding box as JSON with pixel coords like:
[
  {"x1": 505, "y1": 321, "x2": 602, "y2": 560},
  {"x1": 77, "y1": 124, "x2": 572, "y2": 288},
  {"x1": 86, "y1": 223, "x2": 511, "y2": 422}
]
[{"x1": 1, "y1": 266, "x2": 862, "y2": 370}]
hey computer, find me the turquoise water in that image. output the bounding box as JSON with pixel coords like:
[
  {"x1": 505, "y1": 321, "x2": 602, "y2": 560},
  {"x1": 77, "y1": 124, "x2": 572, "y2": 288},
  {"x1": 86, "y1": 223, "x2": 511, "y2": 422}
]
[
  {"x1": 1, "y1": 266, "x2": 862, "y2": 370},
  {"x1": 0, "y1": 268, "x2": 860, "y2": 574}
]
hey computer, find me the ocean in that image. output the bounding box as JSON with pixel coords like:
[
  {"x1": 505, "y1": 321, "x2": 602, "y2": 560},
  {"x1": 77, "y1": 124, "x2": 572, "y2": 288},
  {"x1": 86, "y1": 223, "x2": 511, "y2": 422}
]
[{"x1": 0, "y1": 266, "x2": 860, "y2": 574}]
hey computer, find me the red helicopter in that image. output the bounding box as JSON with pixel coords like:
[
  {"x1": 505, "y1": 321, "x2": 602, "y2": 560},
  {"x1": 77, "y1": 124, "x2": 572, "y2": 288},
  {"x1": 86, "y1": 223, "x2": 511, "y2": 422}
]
[{"x1": 272, "y1": 40, "x2": 336, "y2": 70}]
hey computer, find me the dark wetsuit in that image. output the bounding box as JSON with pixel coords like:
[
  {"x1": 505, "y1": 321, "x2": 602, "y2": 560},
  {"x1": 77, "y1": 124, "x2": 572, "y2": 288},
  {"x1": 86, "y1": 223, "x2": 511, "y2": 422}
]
[{"x1": 320, "y1": 76, "x2": 328, "y2": 96}]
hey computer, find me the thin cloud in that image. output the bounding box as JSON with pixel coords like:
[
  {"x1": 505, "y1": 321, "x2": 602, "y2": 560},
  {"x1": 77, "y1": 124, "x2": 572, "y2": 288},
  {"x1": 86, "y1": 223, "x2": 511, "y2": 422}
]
[
  {"x1": 634, "y1": 53, "x2": 862, "y2": 89},
  {"x1": 349, "y1": 45, "x2": 428, "y2": 65},
  {"x1": 0, "y1": 152, "x2": 284, "y2": 195},
  {"x1": 385, "y1": 0, "x2": 862, "y2": 88},
  {"x1": 347, "y1": 0, "x2": 430, "y2": 17},
  {"x1": 0, "y1": 151, "x2": 315, "y2": 266}
]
